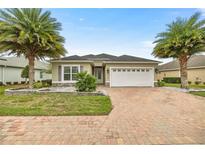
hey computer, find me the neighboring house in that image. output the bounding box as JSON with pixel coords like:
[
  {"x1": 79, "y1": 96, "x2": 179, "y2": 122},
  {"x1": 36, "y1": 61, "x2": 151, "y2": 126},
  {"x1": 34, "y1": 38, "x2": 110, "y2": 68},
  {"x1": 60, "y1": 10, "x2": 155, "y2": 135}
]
[
  {"x1": 51, "y1": 53, "x2": 160, "y2": 87},
  {"x1": 0, "y1": 56, "x2": 51, "y2": 84},
  {"x1": 156, "y1": 55, "x2": 205, "y2": 83}
]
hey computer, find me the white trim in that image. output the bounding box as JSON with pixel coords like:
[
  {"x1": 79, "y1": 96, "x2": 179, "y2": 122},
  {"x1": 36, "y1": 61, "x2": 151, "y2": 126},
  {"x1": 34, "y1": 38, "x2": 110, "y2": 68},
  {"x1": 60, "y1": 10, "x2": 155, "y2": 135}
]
[
  {"x1": 61, "y1": 64, "x2": 80, "y2": 82},
  {"x1": 52, "y1": 81, "x2": 77, "y2": 84}
]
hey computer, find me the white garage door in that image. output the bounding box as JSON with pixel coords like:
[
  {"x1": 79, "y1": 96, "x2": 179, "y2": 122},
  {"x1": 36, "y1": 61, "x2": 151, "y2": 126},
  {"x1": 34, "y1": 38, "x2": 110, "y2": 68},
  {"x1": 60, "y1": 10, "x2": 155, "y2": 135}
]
[{"x1": 110, "y1": 67, "x2": 154, "y2": 87}]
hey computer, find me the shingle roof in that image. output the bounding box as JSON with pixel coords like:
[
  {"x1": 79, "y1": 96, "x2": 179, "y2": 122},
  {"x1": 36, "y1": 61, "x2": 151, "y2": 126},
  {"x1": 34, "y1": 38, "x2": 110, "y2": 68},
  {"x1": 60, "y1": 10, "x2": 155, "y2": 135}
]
[
  {"x1": 0, "y1": 56, "x2": 49, "y2": 70},
  {"x1": 158, "y1": 55, "x2": 205, "y2": 71},
  {"x1": 56, "y1": 53, "x2": 159, "y2": 63}
]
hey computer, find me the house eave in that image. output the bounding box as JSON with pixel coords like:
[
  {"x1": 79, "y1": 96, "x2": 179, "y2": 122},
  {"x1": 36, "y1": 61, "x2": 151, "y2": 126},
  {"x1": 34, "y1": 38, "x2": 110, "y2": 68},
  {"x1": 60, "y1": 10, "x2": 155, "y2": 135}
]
[
  {"x1": 158, "y1": 66, "x2": 205, "y2": 72},
  {"x1": 103, "y1": 61, "x2": 160, "y2": 64},
  {"x1": 50, "y1": 60, "x2": 93, "y2": 63},
  {"x1": 51, "y1": 60, "x2": 160, "y2": 64}
]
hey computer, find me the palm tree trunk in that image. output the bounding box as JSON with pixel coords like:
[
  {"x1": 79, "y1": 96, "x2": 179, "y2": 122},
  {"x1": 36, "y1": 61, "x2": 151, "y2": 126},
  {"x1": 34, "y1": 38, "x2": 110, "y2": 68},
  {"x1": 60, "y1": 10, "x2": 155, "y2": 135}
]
[
  {"x1": 28, "y1": 56, "x2": 35, "y2": 89},
  {"x1": 179, "y1": 55, "x2": 188, "y2": 89}
]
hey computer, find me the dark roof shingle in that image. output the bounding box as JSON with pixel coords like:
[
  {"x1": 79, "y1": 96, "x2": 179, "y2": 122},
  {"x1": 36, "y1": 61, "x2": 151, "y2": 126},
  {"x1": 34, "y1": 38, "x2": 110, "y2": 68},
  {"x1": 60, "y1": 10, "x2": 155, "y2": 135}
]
[
  {"x1": 57, "y1": 53, "x2": 159, "y2": 63},
  {"x1": 158, "y1": 55, "x2": 205, "y2": 71}
]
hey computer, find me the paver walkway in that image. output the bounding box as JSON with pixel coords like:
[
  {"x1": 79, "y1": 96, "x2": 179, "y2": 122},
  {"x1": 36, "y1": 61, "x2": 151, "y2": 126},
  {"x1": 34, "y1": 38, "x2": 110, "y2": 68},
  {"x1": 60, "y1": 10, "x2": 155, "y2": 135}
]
[{"x1": 0, "y1": 87, "x2": 205, "y2": 144}]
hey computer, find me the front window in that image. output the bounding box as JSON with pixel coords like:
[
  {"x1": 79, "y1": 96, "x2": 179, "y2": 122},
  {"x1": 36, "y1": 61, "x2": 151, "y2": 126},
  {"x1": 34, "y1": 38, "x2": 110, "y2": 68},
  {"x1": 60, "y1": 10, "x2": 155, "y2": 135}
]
[{"x1": 63, "y1": 66, "x2": 79, "y2": 81}]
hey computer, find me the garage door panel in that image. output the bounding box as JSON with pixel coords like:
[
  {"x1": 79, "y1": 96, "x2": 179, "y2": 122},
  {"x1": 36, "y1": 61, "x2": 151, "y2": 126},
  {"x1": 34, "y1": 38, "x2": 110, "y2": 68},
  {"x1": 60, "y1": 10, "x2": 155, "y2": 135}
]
[{"x1": 110, "y1": 68, "x2": 154, "y2": 87}]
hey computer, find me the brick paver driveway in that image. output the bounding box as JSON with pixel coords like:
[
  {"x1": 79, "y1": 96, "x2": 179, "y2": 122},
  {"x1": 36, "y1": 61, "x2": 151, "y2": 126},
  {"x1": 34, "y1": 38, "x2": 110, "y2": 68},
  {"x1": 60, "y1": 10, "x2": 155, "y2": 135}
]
[{"x1": 0, "y1": 87, "x2": 205, "y2": 144}]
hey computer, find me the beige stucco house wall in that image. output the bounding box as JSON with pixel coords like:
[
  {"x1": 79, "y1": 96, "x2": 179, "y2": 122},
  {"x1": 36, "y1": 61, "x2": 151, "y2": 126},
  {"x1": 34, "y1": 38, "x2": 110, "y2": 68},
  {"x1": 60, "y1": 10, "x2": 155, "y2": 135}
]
[
  {"x1": 156, "y1": 55, "x2": 205, "y2": 83},
  {"x1": 52, "y1": 61, "x2": 158, "y2": 85},
  {"x1": 156, "y1": 68, "x2": 205, "y2": 83},
  {"x1": 52, "y1": 62, "x2": 92, "y2": 82},
  {"x1": 51, "y1": 54, "x2": 160, "y2": 87},
  {"x1": 156, "y1": 70, "x2": 180, "y2": 81}
]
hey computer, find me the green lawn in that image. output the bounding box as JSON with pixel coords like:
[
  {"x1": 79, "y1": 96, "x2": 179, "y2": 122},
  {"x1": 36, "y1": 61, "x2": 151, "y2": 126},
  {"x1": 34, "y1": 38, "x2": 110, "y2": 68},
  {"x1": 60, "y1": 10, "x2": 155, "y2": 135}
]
[
  {"x1": 0, "y1": 85, "x2": 112, "y2": 116},
  {"x1": 164, "y1": 83, "x2": 205, "y2": 89},
  {"x1": 189, "y1": 91, "x2": 205, "y2": 97}
]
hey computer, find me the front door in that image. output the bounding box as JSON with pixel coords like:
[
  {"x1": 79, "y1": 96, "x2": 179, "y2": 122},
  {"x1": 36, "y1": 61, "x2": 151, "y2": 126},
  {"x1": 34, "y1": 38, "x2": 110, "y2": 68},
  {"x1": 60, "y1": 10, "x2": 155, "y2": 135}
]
[{"x1": 94, "y1": 67, "x2": 103, "y2": 84}]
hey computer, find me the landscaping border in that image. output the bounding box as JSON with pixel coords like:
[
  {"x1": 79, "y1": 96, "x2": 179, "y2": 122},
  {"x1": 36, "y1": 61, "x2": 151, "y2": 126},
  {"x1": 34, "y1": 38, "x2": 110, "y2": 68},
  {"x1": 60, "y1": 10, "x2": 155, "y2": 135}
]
[{"x1": 5, "y1": 88, "x2": 107, "y2": 96}]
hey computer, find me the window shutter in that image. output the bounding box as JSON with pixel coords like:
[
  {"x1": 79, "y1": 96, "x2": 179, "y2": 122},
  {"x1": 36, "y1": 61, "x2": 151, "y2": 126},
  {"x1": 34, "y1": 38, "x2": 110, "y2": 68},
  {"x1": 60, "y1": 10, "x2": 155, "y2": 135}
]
[
  {"x1": 80, "y1": 66, "x2": 83, "y2": 72},
  {"x1": 58, "y1": 65, "x2": 62, "y2": 81}
]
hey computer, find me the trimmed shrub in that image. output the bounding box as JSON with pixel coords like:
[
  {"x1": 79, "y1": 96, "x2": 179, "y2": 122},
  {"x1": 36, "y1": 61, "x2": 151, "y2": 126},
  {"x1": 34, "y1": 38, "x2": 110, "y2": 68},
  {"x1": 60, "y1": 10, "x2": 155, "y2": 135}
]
[
  {"x1": 163, "y1": 77, "x2": 181, "y2": 83},
  {"x1": 42, "y1": 79, "x2": 52, "y2": 86},
  {"x1": 6, "y1": 82, "x2": 11, "y2": 85},
  {"x1": 195, "y1": 81, "x2": 201, "y2": 85},
  {"x1": 75, "y1": 72, "x2": 96, "y2": 92},
  {"x1": 188, "y1": 81, "x2": 192, "y2": 85},
  {"x1": 13, "y1": 82, "x2": 19, "y2": 85},
  {"x1": 21, "y1": 65, "x2": 29, "y2": 81},
  {"x1": 33, "y1": 81, "x2": 50, "y2": 89},
  {"x1": 203, "y1": 82, "x2": 205, "y2": 85},
  {"x1": 33, "y1": 82, "x2": 44, "y2": 88},
  {"x1": 21, "y1": 81, "x2": 26, "y2": 84},
  {"x1": 0, "y1": 82, "x2": 3, "y2": 86},
  {"x1": 156, "y1": 80, "x2": 165, "y2": 87}
]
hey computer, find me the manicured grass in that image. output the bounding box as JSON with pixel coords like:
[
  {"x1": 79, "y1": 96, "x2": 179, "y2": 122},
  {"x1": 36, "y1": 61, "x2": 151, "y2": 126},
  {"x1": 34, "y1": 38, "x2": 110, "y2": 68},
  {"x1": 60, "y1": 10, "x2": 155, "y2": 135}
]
[
  {"x1": 0, "y1": 85, "x2": 112, "y2": 116},
  {"x1": 164, "y1": 83, "x2": 205, "y2": 89},
  {"x1": 189, "y1": 91, "x2": 205, "y2": 97}
]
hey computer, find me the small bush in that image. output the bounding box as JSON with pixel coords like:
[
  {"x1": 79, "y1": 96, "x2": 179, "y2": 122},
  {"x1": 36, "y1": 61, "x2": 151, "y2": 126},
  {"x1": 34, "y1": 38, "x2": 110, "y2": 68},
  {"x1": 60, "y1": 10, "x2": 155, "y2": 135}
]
[
  {"x1": 6, "y1": 82, "x2": 11, "y2": 85},
  {"x1": 33, "y1": 82, "x2": 44, "y2": 88},
  {"x1": 42, "y1": 79, "x2": 52, "y2": 86},
  {"x1": 163, "y1": 77, "x2": 181, "y2": 83},
  {"x1": 203, "y1": 82, "x2": 205, "y2": 85},
  {"x1": 0, "y1": 82, "x2": 3, "y2": 86},
  {"x1": 156, "y1": 80, "x2": 165, "y2": 87},
  {"x1": 13, "y1": 82, "x2": 19, "y2": 85},
  {"x1": 75, "y1": 72, "x2": 96, "y2": 92},
  {"x1": 195, "y1": 81, "x2": 201, "y2": 85},
  {"x1": 21, "y1": 81, "x2": 26, "y2": 84},
  {"x1": 42, "y1": 82, "x2": 49, "y2": 87},
  {"x1": 188, "y1": 81, "x2": 192, "y2": 85},
  {"x1": 33, "y1": 81, "x2": 50, "y2": 89}
]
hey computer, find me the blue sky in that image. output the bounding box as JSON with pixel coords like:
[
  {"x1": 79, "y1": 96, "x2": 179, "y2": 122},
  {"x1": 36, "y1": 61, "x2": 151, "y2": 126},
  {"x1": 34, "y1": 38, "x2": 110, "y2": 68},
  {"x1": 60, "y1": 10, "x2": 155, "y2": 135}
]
[{"x1": 47, "y1": 8, "x2": 204, "y2": 63}]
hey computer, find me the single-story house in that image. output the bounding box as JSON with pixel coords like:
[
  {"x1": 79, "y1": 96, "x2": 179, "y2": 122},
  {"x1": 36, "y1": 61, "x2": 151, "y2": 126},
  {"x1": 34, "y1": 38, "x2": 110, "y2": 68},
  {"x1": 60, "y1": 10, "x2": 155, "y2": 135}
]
[
  {"x1": 156, "y1": 55, "x2": 205, "y2": 83},
  {"x1": 0, "y1": 56, "x2": 51, "y2": 85},
  {"x1": 51, "y1": 53, "x2": 160, "y2": 87}
]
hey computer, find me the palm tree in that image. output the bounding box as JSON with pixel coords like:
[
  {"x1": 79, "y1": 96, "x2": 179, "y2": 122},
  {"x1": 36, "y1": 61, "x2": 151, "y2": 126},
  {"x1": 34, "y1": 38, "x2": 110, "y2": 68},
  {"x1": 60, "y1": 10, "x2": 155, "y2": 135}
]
[
  {"x1": 152, "y1": 12, "x2": 205, "y2": 88},
  {"x1": 0, "y1": 9, "x2": 66, "y2": 88}
]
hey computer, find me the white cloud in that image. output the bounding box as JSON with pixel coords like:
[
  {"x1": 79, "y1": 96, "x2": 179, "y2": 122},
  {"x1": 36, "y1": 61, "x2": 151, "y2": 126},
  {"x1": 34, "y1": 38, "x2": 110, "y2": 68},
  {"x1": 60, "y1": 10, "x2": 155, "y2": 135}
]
[{"x1": 79, "y1": 18, "x2": 85, "y2": 21}]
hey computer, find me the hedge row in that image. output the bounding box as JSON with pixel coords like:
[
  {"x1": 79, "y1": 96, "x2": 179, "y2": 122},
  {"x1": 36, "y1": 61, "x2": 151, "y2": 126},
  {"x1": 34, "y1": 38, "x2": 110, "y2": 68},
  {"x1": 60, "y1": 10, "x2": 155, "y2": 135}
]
[{"x1": 163, "y1": 77, "x2": 181, "y2": 83}]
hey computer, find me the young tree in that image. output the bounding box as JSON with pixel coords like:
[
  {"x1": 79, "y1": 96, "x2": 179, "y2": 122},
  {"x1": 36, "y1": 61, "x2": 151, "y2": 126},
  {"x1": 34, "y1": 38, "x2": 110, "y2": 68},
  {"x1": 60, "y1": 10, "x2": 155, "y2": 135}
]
[
  {"x1": 0, "y1": 9, "x2": 66, "y2": 88},
  {"x1": 152, "y1": 12, "x2": 205, "y2": 88},
  {"x1": 21, "y1": 65, "x2": 29, "y2": 83}
]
